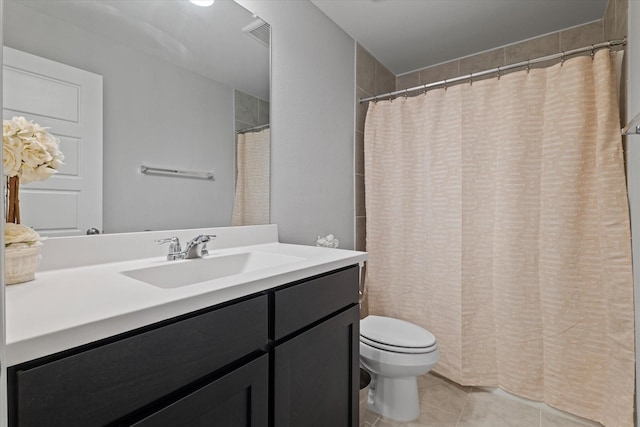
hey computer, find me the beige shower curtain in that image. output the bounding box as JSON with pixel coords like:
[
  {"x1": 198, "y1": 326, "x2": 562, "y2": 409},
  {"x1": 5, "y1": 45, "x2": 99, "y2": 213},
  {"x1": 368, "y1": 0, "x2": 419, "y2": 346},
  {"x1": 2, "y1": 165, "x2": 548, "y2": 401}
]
[
  {"x1": 231, "y1": 128, "x2": 270, "y2": 226},
  {"x1": 364, "y1": 50, "x2": 634, "y2": 426}
]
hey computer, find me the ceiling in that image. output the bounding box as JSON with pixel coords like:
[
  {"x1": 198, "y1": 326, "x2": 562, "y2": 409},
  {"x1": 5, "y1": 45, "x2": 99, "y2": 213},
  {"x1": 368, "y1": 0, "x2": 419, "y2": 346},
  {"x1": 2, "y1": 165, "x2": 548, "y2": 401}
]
[
  {"x1": 8, "y1": 0, "x2": 270, "y2": 99},
  {"x1": 311, "y1": 0, "x2": 609, "y2": 75}
]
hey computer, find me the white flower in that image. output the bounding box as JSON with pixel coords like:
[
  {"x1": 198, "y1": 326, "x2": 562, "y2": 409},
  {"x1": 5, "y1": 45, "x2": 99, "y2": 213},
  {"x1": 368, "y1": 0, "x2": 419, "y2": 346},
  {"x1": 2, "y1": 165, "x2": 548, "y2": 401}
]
[
  {"x1": 5, "y1": 223, "x2": 42, "y2": 246},
  {"x1": 2, "y1": 116, "x2": 64, "y2": 181},
  {"x1": 20, "y1": 163, "x2": 57, "y2": 183},
  {"x1": 3, "y1": 142, "x2": 22, "y2": 177}
]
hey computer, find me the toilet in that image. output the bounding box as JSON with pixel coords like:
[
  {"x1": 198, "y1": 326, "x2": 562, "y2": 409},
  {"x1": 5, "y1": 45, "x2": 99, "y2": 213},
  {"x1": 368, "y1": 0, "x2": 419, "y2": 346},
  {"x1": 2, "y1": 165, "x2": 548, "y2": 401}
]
[{"x1": 359, "y1": 315, "x2": 440, "y2": 422}]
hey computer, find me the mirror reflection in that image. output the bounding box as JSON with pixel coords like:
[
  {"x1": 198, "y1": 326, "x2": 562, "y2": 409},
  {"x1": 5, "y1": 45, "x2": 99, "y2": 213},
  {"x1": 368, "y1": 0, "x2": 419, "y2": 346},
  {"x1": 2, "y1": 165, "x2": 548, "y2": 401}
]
[{"x1": 3, "y1": 0, "x2": 270, "y2": 236}]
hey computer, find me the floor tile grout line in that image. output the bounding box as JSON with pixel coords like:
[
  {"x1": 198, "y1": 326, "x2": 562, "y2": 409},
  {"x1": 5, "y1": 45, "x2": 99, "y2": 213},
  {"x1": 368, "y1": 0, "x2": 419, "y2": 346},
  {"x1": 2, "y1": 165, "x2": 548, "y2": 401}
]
[
  {"x1": 454, "y1": 384, "x2": 473, "y2": 427},
  {"x1": 539, "y1": 408, "x2": 543, "y2": 427}
]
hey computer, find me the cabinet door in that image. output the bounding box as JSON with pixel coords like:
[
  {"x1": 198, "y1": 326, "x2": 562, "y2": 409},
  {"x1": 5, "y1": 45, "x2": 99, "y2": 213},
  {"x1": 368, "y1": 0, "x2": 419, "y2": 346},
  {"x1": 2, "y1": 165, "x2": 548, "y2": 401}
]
[
  {"x1": 274, "y1": 305, "x2": 359, "y2": 427},
  {"x1": 132, "y1": 354, "x2": 268, "y2": 427}
]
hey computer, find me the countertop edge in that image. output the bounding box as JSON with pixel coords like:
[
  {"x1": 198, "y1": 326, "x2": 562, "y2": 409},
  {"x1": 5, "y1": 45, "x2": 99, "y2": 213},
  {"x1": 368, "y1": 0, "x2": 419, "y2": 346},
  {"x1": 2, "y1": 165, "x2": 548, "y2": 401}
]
[{"x1": 6, "y1": 252, "x2": 366, "y2": 366}]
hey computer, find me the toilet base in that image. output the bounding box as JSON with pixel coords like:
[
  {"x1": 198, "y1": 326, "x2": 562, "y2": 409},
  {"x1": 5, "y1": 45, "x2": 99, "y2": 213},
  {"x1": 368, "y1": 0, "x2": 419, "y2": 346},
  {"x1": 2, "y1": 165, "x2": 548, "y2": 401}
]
[{"x1": 366, "y1": 373, "x2": 420, "y2": 422}]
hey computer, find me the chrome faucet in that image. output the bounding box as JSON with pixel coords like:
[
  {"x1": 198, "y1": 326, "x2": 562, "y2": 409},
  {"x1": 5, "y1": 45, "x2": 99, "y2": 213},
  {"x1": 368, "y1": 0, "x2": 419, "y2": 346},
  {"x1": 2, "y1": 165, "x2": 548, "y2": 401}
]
[
  {"x1": 155, "y1": 236, "x2": 183, "y2": 260},
  {"x1": 155, "y1": 234, "x2": 216, "y2": 261},
  {"x1": 183, "y1": 234, "x2": 216, "y2": 259}
]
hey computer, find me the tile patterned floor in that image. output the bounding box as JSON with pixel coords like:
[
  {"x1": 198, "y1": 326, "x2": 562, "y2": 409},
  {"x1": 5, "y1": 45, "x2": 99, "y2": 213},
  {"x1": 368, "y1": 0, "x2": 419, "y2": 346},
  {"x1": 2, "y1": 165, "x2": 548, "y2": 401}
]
[{"x1": 364, "y1": 373, "x2": 602, "y2": 427}]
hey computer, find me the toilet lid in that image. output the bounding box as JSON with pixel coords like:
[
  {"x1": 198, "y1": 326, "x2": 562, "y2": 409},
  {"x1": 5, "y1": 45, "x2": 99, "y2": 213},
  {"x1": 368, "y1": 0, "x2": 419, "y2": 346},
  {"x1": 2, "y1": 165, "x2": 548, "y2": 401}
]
[{"x1": 360, "y1": 315, "x2": 436, "y2": 350}]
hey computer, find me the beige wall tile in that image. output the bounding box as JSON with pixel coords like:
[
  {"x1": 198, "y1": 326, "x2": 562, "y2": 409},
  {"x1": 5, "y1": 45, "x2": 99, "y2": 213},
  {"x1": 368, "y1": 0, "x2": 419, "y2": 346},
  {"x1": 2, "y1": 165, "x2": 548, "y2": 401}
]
[
  {"x1": 356, "y1": 216, "x2": 366, "y2": 252},
  {"x1": 604, "y1": 0, "x2": 617, "y2": 40},
  {"x1": 376, "y1": 62, "x2": 396, "y2": 95},
  {"x1": 459, "y1": 48, "x2": 505, "y2": 76},
  {"x1": 356, "y1": 173, "x2": 365, "y2": 217},
  {"x1": 355, "y1": 130, "x2": 364, "y2": 175},
  {"x1": 234, "y1": 90, "x2": 260, "y2": 125},
  {"x1": 505, "y1": 33, "x2": 560, "y2": 64},
  {"x1": 258, "y1": 99, "x2": 270, "y2": 125},
  {"x1": 419, "y1": 61, "x2": 459, "y2": 86},
  {"x1": 397, "y1": 72, "x2": 420, "y2": 91},
  {"x1": 619, "y1": 57, "x2": 627, "y2": 124},
  {"x1": 614, "y1": 0, "x2": 628, "y2": 40},
  {"x1": 560, "y1": 21, "x2": 604, "y2": 51},
  {"x1": 604, "y1": 0, "x2": 627, "y2": 40},
  {"x1": 357, "y1": 43, "x2": 376, "y2": 95},
  {"x1": 356, "y1": 88, "x2": 370, "y2": 133}
]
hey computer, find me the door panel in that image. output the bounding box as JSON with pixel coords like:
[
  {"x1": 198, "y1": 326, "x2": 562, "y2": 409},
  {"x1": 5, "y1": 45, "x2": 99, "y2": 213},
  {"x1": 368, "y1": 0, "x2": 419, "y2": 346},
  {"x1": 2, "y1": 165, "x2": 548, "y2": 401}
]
[{"x1": 3, "y1": 46, "x2": 103, "y2": 236}]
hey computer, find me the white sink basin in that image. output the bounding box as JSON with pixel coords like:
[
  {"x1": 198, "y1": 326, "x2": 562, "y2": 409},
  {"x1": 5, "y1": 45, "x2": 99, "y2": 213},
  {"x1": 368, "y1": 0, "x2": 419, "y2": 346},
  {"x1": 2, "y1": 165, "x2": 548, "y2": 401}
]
[{"x1": 122, "y1": 252, "x2": 304, "y2": 288}]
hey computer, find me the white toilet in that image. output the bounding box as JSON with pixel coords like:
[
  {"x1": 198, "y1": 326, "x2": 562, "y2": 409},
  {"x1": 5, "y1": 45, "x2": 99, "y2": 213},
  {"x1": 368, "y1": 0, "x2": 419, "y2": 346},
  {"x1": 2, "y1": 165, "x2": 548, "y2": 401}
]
[{"x1": 360, "y1": 315, "x2": 440, "y2": 422}]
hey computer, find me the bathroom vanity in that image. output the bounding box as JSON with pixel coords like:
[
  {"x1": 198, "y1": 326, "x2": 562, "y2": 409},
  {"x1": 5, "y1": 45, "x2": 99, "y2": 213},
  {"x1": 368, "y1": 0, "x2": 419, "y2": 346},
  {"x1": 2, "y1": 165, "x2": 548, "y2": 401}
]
[{"x1": 4, "y1": 225, "x2": 366, "y2": 427}]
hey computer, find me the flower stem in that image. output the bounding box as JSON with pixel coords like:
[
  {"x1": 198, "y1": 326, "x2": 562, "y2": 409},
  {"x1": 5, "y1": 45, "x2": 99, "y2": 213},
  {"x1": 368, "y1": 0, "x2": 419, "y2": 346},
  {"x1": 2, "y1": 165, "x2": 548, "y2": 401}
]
[{"x1": 7, "y1": 176, "x2": 20, "y2": 224}]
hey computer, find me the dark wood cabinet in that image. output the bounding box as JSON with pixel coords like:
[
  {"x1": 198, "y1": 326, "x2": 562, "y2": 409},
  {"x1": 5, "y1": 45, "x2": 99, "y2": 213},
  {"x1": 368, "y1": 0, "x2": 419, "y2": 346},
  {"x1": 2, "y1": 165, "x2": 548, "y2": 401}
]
[
  {"x1": 132, "y1": 354, "x2": 269, "y2": 427},
  {"x1": 274, "y1": 305, "x2": 359, "y2": 427},
  {"x1": 7, "y1": 265, "x2": 360, "y2": 427}
]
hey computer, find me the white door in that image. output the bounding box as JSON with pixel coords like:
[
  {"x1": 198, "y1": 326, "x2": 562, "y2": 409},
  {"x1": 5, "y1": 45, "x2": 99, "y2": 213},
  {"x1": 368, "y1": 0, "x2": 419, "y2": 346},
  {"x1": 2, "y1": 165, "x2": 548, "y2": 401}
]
[{"x1": 3, "y1": 47, "x2": 103, "y2": 236}]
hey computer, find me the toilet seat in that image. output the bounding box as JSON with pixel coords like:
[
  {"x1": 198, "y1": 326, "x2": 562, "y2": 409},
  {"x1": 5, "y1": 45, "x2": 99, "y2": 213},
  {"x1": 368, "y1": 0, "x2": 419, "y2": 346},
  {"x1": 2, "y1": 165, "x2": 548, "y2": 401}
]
[
  {"x1": 360, "y1": 316, "x2": 437, "y2": 354},
  {"x1": 360, "y1": 335, "x2": 438, "y2": 354}
]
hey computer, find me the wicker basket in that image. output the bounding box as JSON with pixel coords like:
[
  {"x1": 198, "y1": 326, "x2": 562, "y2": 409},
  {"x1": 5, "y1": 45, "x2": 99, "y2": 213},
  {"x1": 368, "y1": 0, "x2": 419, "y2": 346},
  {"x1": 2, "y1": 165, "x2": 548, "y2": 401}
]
[{"x1": 5, "y1": 243, "x2": 42, "y2": 285}]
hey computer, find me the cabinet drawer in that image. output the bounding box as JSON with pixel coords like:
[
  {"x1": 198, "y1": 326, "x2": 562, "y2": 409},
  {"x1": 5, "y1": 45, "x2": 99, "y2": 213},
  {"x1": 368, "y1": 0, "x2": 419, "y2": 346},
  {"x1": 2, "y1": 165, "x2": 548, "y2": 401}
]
[
  {"x1": 10, "y1": 295, "x2": 268, "y2": 427},
  {"x1": 273, "y1": 266, "x2": 359, "y2": 340}
]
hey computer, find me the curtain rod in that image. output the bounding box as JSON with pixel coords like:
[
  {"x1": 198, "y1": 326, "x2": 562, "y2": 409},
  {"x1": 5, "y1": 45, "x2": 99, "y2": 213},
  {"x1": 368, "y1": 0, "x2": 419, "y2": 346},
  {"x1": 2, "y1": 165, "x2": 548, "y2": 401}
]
[
  {"x1": 236, "y1": 123, "x2": 270, "y2": 134},
  {"x1": 360, "y1": 39, "x2": 626, "y2": 104}
]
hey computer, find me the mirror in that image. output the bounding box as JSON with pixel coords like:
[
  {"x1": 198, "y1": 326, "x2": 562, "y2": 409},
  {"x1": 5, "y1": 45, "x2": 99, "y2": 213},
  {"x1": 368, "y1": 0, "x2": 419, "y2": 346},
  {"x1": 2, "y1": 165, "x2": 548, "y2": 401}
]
[{"x1": 3, "y1": 0, "x2": 270, "y2": 235}]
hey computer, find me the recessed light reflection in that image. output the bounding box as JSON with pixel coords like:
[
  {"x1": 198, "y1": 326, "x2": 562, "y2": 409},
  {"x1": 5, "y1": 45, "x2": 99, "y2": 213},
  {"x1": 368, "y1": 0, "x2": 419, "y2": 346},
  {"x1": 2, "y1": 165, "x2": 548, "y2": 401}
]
[{"x1": 190, "y1": 0, "x2": 214, "y2": 7}]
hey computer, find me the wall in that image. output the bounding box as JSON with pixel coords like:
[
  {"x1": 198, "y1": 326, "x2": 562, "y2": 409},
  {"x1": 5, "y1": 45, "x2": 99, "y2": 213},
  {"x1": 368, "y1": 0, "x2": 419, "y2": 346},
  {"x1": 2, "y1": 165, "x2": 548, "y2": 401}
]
[
  {"x1": 234, "y1": 90, "x2": 269, "y2": 132},
  {"x1": 3, "y1": 2, "x2": 236, "y2": 234},
  {"x1": 236, "y1": 0, "x2": 356, "y2": 249},
  {"x1": 354, "y1": 47, "x2": 394, "y2": 251}
]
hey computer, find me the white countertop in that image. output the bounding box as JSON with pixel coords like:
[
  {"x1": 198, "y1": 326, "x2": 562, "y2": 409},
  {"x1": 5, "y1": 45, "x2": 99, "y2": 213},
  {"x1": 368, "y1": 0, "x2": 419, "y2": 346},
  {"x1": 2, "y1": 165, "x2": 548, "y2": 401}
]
[{"x1": 5, "y1": 225, "x2": 367, "y2": 366}]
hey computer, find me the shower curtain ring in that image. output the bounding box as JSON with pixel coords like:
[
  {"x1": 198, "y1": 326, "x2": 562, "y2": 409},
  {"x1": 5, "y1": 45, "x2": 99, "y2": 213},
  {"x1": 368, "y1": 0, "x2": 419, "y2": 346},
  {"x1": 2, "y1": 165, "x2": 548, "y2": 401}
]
[
  {"x1": 561, "y1": 51, "x2": 565, "y2": 66},
  {"x1": 443, "y1": 79, "x2": 448, "y2": 91},
  {"x1": 469, "y1": 73, "x2": 473, "y2": 86},
  {"x1": 590, "y1": 44, "x2": 595, "y2": 59},
  {"x1": 526, "y1": 60, "x2": 531, "y2": 73},
  {"x1": 496, "y1": 67, "x2": 501, "y2": 80},
  {"x1": 404, "y1": 89, "x2": 409, "y2": 98}
]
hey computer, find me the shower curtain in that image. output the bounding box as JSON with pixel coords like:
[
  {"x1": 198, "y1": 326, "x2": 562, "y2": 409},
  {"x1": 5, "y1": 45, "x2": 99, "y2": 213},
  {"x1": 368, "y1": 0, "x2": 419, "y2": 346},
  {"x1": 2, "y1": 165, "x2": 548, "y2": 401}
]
[
  {"x1": 231, "y1": 128, "x2": 270, "y2": 226},
  {"x1": 364, "y1": 50, "x2": 634, "y2": 426}
]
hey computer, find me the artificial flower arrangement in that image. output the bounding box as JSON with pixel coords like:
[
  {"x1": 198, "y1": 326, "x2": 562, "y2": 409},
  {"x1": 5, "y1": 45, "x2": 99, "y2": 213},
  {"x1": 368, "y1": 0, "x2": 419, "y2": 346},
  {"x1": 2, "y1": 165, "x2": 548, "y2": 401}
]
[
  {"x1": 3, "y1": 116, "x2": 64, "y2": 283},
  {"x1": 3, "y1": 116, "x2": 64, "y2": 224}
]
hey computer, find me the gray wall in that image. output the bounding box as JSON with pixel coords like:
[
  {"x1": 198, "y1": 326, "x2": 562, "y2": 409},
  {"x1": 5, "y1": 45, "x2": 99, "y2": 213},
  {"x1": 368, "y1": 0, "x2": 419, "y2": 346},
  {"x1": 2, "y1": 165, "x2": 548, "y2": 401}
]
[
  {"x1": 236, "y1": 0, "x2": 356, "y2": 249},
  {"x1": 4, "y1": 1, "x2": 236, "y2": 233}
]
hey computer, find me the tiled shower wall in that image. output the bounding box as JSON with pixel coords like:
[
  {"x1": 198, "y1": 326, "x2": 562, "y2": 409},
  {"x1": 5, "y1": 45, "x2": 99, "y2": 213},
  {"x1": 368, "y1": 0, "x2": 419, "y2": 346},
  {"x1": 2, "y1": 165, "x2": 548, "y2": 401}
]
[
  {"x1": 355, "y1": 0, "x2": 627, "y2": 252},
  {"x1": 235, "y1": 89, "x2": 270, "y2": 132}
]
